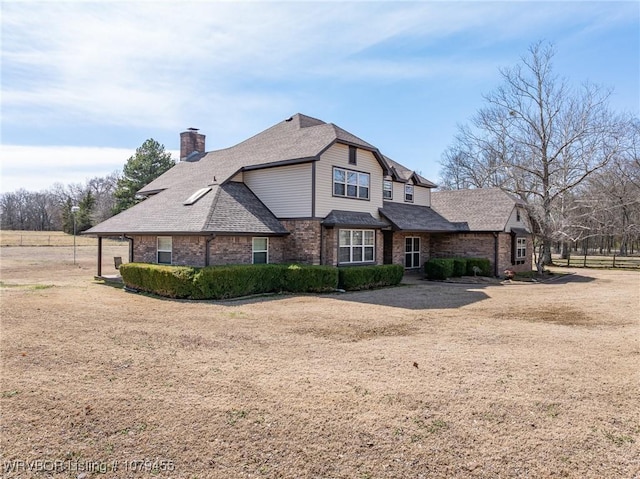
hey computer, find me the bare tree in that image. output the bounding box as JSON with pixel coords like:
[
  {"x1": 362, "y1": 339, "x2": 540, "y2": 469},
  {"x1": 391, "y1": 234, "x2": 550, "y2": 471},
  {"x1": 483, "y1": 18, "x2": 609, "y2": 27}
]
[{"x1": 439, "y1": 42, "x2": 626, "y2": 269}]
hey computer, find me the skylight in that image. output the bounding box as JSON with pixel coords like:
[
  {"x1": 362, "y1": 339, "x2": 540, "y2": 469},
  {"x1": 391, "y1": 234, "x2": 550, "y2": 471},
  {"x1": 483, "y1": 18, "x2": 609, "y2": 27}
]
[{"x1": 183, "y1": 187, "x2": 211, "y2": 205}]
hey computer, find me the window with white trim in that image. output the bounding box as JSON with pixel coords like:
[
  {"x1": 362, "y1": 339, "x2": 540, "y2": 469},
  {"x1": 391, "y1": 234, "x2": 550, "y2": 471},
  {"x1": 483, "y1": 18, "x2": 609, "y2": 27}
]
[
  {"x1": 333, "y1": 167, "x2": 370, "y2": 200},
  {"x1": 157, "y1": 236, "x2": 172, "y2": 264},
  {"x1": 405, "y1": 237, "x2": 420, "y2": 269},
  {"x1": 516, "y1": 237, "x2": 526, "y2": 262},
  {"x1": 338, "y1": 229, "x2": 375, "y2": 264},
  {"x1": 252, "y1": 237, "x2": 268, "y2": 264},
  {"x1": 383, "y1": 180, "x2": 393, "y2": 200},
  {"x1": 405, "y1": 184, "x2": 414, "y2": 203}
]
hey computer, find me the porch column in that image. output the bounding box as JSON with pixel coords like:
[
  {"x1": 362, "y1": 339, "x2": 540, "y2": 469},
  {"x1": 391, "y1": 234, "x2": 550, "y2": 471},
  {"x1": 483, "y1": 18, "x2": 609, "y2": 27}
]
[{"x1": 97, "y1": 236, "x2": 103, "y2": 277}]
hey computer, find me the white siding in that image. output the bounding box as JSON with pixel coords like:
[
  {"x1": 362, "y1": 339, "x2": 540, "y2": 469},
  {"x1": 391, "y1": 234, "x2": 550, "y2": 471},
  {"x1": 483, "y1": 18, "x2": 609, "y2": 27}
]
[
  {"x1": 315, "y1": 144, "x2": 384, "y2": 218},
  {"x1": 244, "y1": 163, "x2": 312, "y2": 217},
  {"x1": 230, "y1": 171, "x2": 243, "y2": 182}
]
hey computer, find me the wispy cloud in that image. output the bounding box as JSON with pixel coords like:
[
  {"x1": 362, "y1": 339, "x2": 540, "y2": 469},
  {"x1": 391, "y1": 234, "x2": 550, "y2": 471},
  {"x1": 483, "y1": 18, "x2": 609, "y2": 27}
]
[{"x1": 4, "y1": 1, "x2": 634, "y2": 133}]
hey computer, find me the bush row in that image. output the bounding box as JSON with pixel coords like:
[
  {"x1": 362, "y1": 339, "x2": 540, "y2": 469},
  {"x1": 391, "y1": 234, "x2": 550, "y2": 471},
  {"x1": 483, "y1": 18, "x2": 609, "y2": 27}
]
[
  {"x1": 424, "y1": 257, "x2": 492, "y2": 280},
  {"x1": 119, "y1": 263, "x2": 404, "y2": 300}
]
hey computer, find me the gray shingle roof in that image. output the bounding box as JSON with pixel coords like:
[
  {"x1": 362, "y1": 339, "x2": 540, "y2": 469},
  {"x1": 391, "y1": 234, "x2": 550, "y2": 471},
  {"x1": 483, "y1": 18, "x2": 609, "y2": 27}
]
[
  {"x1": 86, "y1": 113, "x2": 439, "y2": 236},
  {"x1": 430, "y1": 188, "x2": 524, "y2": 232},
  {"x1": 383, "y1": 156, "x2": 437, "y2": 188},
  {"x1": 322, "y1": 210, "x2": 389, "y2": 228},
  {"x1": 379, "y1": 202, "x2": 459, "y2": 232},
  {"x1": 205, "y1": 182, "x2": 288, "y2": 234}
]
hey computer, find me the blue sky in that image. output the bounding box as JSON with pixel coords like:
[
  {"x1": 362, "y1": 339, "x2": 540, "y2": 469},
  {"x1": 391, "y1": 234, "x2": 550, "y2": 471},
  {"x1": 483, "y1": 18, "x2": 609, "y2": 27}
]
[{"x1": 1, "y1": 1, "x2": 638, "y2": 194}]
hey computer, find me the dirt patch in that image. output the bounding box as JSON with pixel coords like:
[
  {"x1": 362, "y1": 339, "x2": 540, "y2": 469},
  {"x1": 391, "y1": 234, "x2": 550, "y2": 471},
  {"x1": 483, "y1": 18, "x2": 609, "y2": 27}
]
[
  {"x1": 1, "y1": 243, "x2": 639, "y2": 479},
  {"x1": 294, "y1": 322, "x2": 419, "y2": 342}
]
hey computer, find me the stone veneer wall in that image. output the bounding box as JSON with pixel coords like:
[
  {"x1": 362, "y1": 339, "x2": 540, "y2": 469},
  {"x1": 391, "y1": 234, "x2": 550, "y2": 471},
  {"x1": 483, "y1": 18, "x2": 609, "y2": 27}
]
[
  {"x1": 391, "y1": 232, "x2": 431, "y2": 269},
  {"x1": 131, "y1": 235, "x2": 207, "y2": 267}
]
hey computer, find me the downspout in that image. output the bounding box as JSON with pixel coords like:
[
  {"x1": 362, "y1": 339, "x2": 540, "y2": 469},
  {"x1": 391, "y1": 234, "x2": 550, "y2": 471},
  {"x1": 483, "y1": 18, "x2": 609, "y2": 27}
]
[
  {"x1": 124, "y1": 235, "x2": 134, "y2": 263},
  {"x1": 493, "y1": 232, "x2": 499, "y2": 277},
  {"x1": 97, "y1": 236, "x2": 103, "y2": 277},
  {"x1": 205, "y1": 235, "x2": 215, "y2": 266},
  {"x1": 319, "y1": 225, "x2": 324, "y2": 266}
]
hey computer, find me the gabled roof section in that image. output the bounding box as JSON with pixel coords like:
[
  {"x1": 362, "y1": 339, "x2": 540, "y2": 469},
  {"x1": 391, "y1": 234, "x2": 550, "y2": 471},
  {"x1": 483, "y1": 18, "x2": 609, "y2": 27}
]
[
  {"x1": 430, "y1": 188, "x2": 524, "y2": 232},
  {"x1": 205, "y1": 182, "x2": 288, "y2": 235},
  {"x1": 384, "y1": 156, "x2": 437, "y2": 188},
  {"x1": 379, "y1": 202, "x2": 458, "y2": 232}
]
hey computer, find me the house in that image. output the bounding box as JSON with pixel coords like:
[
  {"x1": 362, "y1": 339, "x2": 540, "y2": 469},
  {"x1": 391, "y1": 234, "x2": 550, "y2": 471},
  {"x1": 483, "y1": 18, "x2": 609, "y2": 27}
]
[{"x1": 86, "y1": 113, "x2": 531, "y2": 276}]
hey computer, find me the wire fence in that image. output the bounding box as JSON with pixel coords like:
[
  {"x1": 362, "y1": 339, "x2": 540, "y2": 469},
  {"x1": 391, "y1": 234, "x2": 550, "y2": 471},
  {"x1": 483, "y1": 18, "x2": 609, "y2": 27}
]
[{"x1": 0, "y1": 231, "x2": 123, "y2": 247}]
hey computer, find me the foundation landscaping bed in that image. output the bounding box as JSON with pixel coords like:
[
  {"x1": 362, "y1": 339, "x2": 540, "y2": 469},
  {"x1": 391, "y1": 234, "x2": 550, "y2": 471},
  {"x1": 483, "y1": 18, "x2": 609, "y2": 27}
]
[{"x1": 119, "y1": 263, "x2": 405, "y2": 299}]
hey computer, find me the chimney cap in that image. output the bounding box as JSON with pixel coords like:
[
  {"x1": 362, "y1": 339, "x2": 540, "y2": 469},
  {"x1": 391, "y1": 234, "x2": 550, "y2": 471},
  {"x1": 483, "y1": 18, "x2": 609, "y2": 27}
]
[{"x1": 187, "y1": 127, "x2": 199, "y2": 132}]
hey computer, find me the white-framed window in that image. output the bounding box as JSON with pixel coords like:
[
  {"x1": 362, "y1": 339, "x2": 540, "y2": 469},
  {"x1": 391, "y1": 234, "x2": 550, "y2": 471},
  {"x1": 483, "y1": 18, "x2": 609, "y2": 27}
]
[
  {"x1": 333, "y1": 167, "x2": 370, "y2": 200},
  {"x1": 405, "y1": 184, "x2": 414, "y2": 203},
  {"x1": 338, "y1": 229, "x2": 375, "y2": 264},
  {"x1": 516, "y1": 237, "x2": 526, "y2": 261},
  {"x1": 383, "y1": 180, "x2": 393, "y2": 200},
  {"x1": 252, "y1": 237, "x2": 268, "y2": 264},
  {"x1": 405, "y1": 237, "x2": 420, "y2": 269},
  {"x1": 157, "y1": 236, "x2": 172, "y2": 264}
]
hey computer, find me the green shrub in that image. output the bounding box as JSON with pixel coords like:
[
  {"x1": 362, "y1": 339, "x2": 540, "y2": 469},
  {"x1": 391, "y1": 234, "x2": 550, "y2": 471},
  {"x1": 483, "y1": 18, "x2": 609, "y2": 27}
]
[
  {"x1": 338, "y1": 264, "x2": 404, "y2": 291},
  {"x1": 284, "y1": 264, "x2": 338, "y2": 293},
  {"x1": 465, "y1": 258, "x2": 492, "y2": 276},
  {"x1": 120, "y1": 263, "x2": 196, "y2": 298},
  {"x1": 452, "y1": 258, "x2": 467, "y2": 277},
  {"x1": 424, "y1": 258, "x2": 454, "y2": 280},
  {"x1": 192, "y1": 264, "x2": 285, "y2": 299}
]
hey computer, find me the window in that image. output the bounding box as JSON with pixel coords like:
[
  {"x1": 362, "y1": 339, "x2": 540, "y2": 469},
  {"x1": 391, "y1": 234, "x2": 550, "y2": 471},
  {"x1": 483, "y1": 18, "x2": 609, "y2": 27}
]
[
  {"x1": 333, "y1": 167, "x2": 369, "y2": 200},
  {"x1": 348, "y1": 145, "x2": 357, "y2": 165},
  {"x1": 339, "y1": 229, "x2": 375, "y2": 264},
  {"x1": 383, "y1": 180, "x2": 393, "y2": 200},
  {"x1": 405, "y1": 184, "x2": 414, "y2": 203},
  {"x1": 516, "y1": 237, "x2": 526, "y2": 262},
  {"x1": 252, "y1": 237, "x2": 268, "y2": 264},
  {"x1": 183, "y1": 187, "x2": 211, "y2": 205},
  {"x1": 157, "y1": 236, "x2": 172, "y2": 264},
  {"x1": 405, "y1": 237, "x2": 420, "y2": 269}
]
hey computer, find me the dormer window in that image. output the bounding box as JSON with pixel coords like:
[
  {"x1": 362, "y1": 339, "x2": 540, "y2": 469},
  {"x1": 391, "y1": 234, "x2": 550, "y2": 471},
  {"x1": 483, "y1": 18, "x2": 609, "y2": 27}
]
[{"x1": 405, "y1": 184, "x2": 414, "y2": 203}]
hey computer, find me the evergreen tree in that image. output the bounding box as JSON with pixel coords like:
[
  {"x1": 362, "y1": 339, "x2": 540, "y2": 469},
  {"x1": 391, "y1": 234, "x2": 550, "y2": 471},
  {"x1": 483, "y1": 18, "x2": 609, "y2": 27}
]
[{"x1": 113, "y1": 139, "x2": 175, "y2": 214}]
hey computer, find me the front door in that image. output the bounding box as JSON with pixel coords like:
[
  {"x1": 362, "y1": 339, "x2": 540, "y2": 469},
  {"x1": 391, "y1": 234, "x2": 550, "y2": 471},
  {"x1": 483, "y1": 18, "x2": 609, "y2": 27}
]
[{"x1": 405, "y1": 237, "x2": 420, "y2": 269}]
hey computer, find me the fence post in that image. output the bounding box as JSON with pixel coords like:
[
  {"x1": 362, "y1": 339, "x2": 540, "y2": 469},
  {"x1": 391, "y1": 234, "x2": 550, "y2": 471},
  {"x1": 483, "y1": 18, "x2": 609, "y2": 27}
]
[{"x1": 613, "y1": 255, "x2": 616, "y2": 268}]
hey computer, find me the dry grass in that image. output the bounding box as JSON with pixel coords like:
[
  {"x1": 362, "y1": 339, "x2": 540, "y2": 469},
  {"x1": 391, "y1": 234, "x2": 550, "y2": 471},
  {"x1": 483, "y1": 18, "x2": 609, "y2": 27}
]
[
  {"x1": 0, "y1": 230, "x2": 124, "y2": 247},
  {"x1": 1, "y1": 240, "x2": 639, "y2": 478}
]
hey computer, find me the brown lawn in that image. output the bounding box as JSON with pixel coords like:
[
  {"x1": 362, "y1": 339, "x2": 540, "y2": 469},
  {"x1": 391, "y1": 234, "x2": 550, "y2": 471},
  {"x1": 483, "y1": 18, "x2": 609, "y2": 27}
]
[{"x1": 1, "y1": 242, "x2": 639, "y2": 478}]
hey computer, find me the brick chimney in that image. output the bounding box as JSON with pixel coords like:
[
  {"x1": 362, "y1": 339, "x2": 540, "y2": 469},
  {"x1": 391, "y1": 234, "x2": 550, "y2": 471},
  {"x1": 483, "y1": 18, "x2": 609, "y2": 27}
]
[{"x1": 180, "y1": 128, "x2": 206, "y2": 161}]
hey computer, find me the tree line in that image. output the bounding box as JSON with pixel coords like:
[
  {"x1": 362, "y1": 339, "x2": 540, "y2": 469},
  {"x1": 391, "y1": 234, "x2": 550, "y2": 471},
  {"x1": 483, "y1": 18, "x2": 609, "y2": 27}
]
[
  {"x1": 0, "y1": 139, "x2": 174, "y2": 234},
  {"x1": 438, "y1": 42, "x2": 639, "y2": 268}
]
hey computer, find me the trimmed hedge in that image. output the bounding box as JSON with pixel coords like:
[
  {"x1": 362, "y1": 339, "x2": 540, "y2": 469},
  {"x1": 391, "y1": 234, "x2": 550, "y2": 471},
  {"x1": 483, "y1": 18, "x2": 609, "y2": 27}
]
[
  {"x1": 120, "y1": 263, "x2": 195, "y2": 298},
  {"x1": 465, "y1": 258, "x2": 491, "y2": 277},
  {"x1": 424, "y1": 257, "x2": 492, "y2": 280},
  {"x1": 338, "y1": 264, "x2": 404, "y2": 291},
  {"x1": 452, "y1": 258, "x2": 467, "y2": 277},
  {"x1": 424, "y1": 258, "x2": 454, "y2": 280},
  {"x1": 120, "y1": 262, "x2": 403, "y2": 299},
  {"x1": 120, "y1": 263, "x2": 340, "y2": 300}
]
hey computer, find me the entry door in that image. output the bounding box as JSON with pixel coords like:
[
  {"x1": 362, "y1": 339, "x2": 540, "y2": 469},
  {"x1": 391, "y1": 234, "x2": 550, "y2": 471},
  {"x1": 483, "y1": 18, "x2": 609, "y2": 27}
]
[{"x1": 405, "y1": 237, "x2": 420, "y2": 269}]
